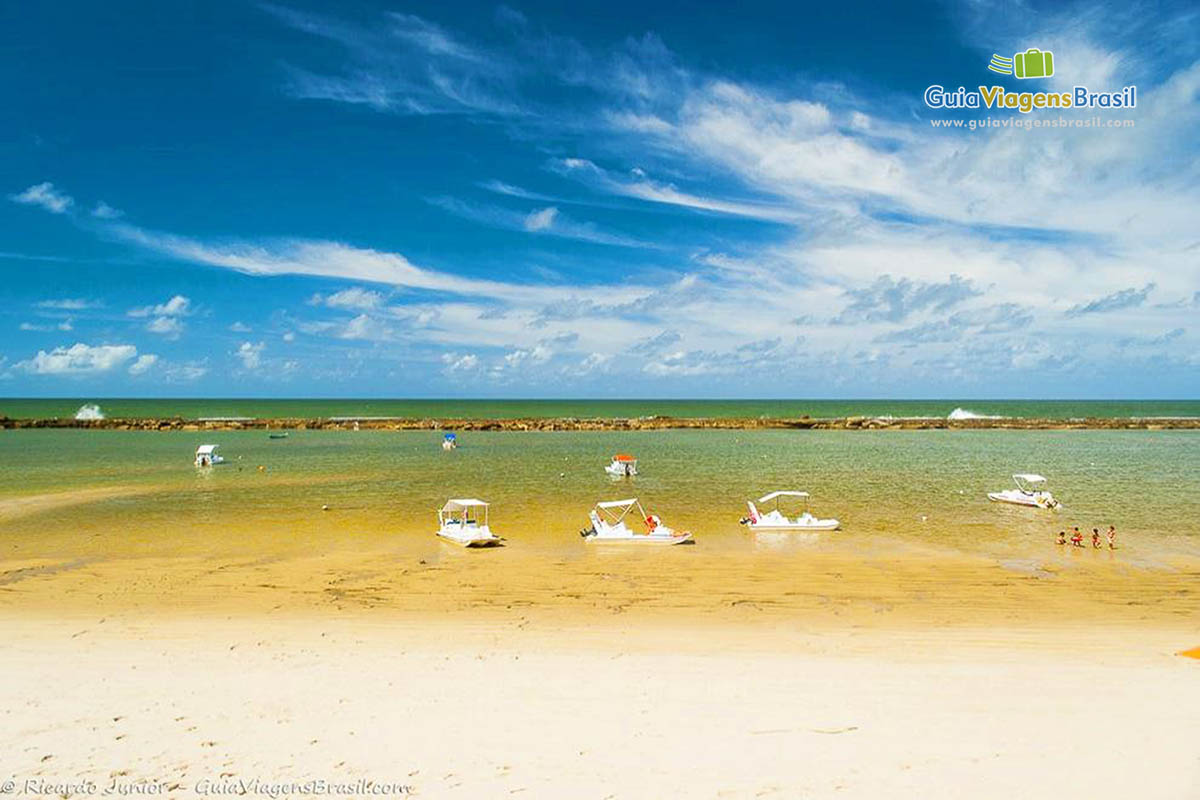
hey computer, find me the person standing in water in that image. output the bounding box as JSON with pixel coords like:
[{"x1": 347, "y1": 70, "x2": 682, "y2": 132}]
[
  {"x1": 1057, "y1": 530, "x2": 1067, "y2": 545},
  {"x1": 1092, "y1": 529, "x2": 1102, "y2": 549},
  {"x1": 1071, "y1": 528, "x2": 1084, "y2": 547},
  {"x1": 1107, "y1": 526, "x2": 1117, "y2": 549}
]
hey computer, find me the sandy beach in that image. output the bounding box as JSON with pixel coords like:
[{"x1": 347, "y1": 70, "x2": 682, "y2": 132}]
[
  {"x1": 3, "y1": 613, "x2": 1198, "y2": 799},
  {"x1": 2, "y1": 542, "x2": 1199, "y2": 799}
]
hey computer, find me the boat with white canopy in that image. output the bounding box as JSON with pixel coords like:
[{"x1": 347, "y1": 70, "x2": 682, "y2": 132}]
[
  {"x1": 740, "y1": 491, "x2": 840, "y2": 531},
  {"x1": 194, "y1": 444, "x2": 225, "y2": 467},
  {"x1": 580, "y1": 498, "x2": 692, "y2": 545},
  {"x1": 605, "y1": 454, "x2": 638, "y2": 477},
  {"x1": 987, "y1": 474, "x2": 1060, "y2": 509},
  {"x1": 437, "y1": 498, "x2": 504, "y2": 547},
  {"x1": 442, "y1": 432, "x2": 458, "y2": 450}
]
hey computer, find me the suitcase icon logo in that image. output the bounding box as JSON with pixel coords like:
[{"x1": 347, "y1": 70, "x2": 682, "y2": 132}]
[
  {"x1": 987, "y1": 48, "x2": 1055, "y2": 79},
  {"x1": 1014, "y1": 48, "x2": 1054, "y2": 79}
]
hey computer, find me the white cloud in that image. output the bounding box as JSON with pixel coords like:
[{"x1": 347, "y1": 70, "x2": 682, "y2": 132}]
[
  {"x1": 429, "y1": 196, "x2": 658, "y2": 248},
  {"x1": 91, "y1": 201, "x2": 123, "y2": 219},
  {"x1": 236, "y1": 341, "x2": 265, "y2": 369},
  {"x1": 36, "y1": 298, "x2": 100, "y2": 310},
  {"x1": 340, "y1": 313, "x2": 392, "y2": 340},
  {"x1": 19, "y1": 319, "x2": 73, "y2": 332},
  {"x1": 146, "y1": 316, "x2": 184, "y2": 337},
  {"x1": 553, "y1": 157, "x2": 802, "y2": 223},
  {"x1": 130, "y1": 295, "x2": 191, "y2": 338},
  {"x1": 265, "y1": 6, "x2": 523, "y2": 116},
  {"x1": 16, "y1": 343, "x2": 139, "y2": 375},
  {"x1": 105, "y1": 221, "x2": 653, "y2": 306},
  {"x1": 578, "y1": 352, "x2": 612, "y2": 373},
  {"x1": 503, "y1": 344, "x2": 552, "y2": 368},
  {"x1": 129, "y1": 294, "x2": 192, "y2": 318},
  {"x1": 440, "y1": 352, "x2": 479, "y2": 372},
  {"x1": 11, "y1": 182, "x2": 74, "y2": 214},
  {"x1": 165, "y1": 362, "x2": 209, "y2": 382},
  {"x1": 311, "y1": 287, "x2": 385, "y2": 310},
  {"x1": 128, "y1": 354, "x2": 159, "y2": 375},
  {"x1": 229, "y1": 321, "x2": 252, "y2": 333},
  {"x1": 282, "y1": 331, "x2": 296, "y2": 342},
  {"x1": 523, "y1": 206, "x2": 558, "y2": 231}
]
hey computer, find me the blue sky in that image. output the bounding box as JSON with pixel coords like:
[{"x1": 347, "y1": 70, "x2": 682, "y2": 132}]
[{"x1": 1, "y1": 0, "x2": 1197, "y2": 397}]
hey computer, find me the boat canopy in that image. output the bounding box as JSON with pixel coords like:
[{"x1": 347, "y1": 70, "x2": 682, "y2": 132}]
[
  {"x1": 758, "y1": 490, "x2": 809, "y2": 503},
  {"x1": 1013, "y1": 473, "x2": 1047, "y2": 483},
  {"x1": 594, "y1": 498, "x2": 646, "y2": 524},
  {"x1": 444, "y1": 432, "x2": 457, "y2": 440},
  {"x1": 597, "y1": 498, "x2": 638, "y2": 509},
  {"x1": 441, "y1": 498, "x2": 488, "y2": 512},
  {"x1": 195, "y1": 444, "x2": 219, "y2": 455},
  {"x1": 612, "y1": 454, "x2": 636, "y2": 462}
]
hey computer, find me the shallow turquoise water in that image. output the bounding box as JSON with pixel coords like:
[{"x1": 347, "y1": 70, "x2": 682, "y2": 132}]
[{"x1": 2, "y1": 429, "x2": 1197, "y2": 563}]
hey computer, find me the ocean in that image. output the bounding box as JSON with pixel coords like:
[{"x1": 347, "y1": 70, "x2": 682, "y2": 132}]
[{"x1": 1, "y1": 398, "x2": 1199, "y2": 420}]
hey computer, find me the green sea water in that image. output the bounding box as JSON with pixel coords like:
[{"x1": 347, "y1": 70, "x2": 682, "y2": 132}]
[
  {"x1": 1, "y1": 398, "x2": 1199, "y2": 420},
  {"x1": 3, "y1": 428, "x2": 1197, "y2": 564}
]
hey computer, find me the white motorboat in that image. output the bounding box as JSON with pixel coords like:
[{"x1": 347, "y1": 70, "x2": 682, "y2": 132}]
[
  {"x1": 580, "y1": 498, "x2": 693, "y2": 545},
  {"x1": 194, "y1": 444, "x2": 226, "y2": 467},
  {"x1": 741, "y1": 491, "x2": 840, "y2": 531},
  {"x1": 442, "y1": 432, "x2": 458, "y2": 450},
  {"x1": 436, "y1": 498, "x2": 503, "y2": 547},
  {"x1": 987, "y1": 474, "x2": 1060, "y2": 509},
  {"x1": 605, "y1": 454, "x2": 638, "y2": 477}
]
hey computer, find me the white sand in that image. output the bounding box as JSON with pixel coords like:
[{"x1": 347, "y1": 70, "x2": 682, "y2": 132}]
[{"x1": 2, "y1": 615, "x2": 1197, "y2": 799}]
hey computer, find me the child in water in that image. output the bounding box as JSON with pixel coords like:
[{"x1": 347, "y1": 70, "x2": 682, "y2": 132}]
[
  {"x1": 1057, "y1": 530, "x2": 1067, "y2": 545},
  {"x1": 1092, "y1": 529, "x2": 1101, "y2": 548},
  {"x1": 1107, "y1": 526, "x2": 1117, "y2": 549},
  {"x1": 1071, "y1": 528, "x2": 1084, "y2": 547}
]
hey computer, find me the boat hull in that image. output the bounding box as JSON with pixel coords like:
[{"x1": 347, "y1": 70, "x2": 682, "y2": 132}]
[
  {"x1": 747, "y1": 520, "x2": 839, "y2": 531},
  {"x1": 436, "y1": 531, "x2": 503, "y2": 547},
  {"x1": 583, "y1": 532, "x2": 693, "y2": 546},
  {"x1": 987, "y1": 492, "x2": 1058, "y2": 508}
]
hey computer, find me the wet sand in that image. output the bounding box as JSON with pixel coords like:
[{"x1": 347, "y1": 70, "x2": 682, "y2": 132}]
[{"x1": 3, "y1": 541, "x2": 1199, "y2": 629}]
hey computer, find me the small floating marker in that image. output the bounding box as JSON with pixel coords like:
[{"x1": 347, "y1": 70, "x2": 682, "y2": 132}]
[
  {"x1": 321, "y1": 504, "x2": 330, "y2": 512},
  {"x1": 257, "y1": 465, "x2": 265, "y2": 471}
]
